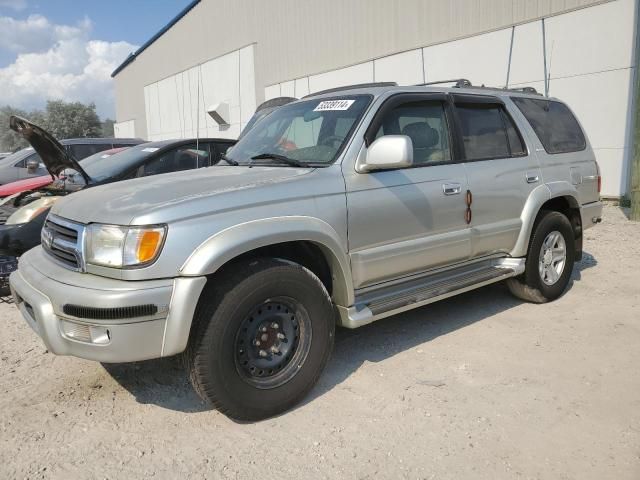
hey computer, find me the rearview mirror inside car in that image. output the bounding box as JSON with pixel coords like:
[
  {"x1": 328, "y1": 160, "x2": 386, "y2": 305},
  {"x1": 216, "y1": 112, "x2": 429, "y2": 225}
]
[{"x1": 359, "y1": 135, "x2": 414, "y2": 172}]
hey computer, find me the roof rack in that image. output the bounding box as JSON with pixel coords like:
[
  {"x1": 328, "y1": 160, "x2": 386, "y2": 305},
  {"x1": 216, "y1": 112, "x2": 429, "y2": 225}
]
[
  {"x1": 303, "y1": 82, "x2": 398, "y2": 98},
  {"x1": 416, "y1": 78, "x2": 472, "y2": 88},
  {"x1": 415, "y1": 79, "x2": 541, "y2": 95},
  {"x1": 507, "y1": 86, "x2": 539, "y2": 94}
]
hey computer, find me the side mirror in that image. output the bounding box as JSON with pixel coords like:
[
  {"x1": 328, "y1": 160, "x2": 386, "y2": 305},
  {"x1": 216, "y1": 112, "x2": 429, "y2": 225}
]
[
  {"x1": 360, "y1": 135, "x2": 413, "y2": 172},
  {"x1": 26, "y1": 159, "x2": 40, "y2": 174}
]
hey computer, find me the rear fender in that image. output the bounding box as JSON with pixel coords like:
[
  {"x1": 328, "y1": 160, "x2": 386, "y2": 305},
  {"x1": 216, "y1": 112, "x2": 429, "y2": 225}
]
[{"x1": 511, "y1": 181, "x2": 580, "y2": 257}]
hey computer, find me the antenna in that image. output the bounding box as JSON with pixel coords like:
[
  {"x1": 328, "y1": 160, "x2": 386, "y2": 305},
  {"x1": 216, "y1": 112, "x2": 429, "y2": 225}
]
[
  {"x1": 196, "y1": 67, "x2": 200, "y2": 150},
  {"x1": 547, "y1": 40, "x2": 555, "y2": 97}
]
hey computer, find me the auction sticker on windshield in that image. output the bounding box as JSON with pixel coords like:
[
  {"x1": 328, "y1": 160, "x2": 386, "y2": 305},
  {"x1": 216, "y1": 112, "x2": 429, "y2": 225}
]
[{"x1": 314, "y1": 100, "x2": 355, "y2": 111}]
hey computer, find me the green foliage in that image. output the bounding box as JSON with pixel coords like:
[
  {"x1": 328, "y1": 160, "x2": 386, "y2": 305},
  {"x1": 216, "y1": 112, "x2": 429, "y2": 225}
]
[
  {"x1": 0, "y1": 100, "x2": 107, "y2": 151},
  {"x1": 41, "y1": 100, "x2": 102, "y2": 139},
  {"x1": 619, "y1": 196, "x2": 631, "y2": 208},
  {"x1": 101, "y1": 118, "x2": 115, "y2": 138},
  {"x1": 0, "y1": 106, "x2": 29, "y2": 152}
]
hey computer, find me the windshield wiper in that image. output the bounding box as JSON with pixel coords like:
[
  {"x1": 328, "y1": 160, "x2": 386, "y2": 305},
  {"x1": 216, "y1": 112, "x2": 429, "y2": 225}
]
[
  {"x1": 250, "y1": 153, "x2": 307, "y2": 168},
  {"x1": 219, "y1": 153, "x2": 239, "y2": 166}
]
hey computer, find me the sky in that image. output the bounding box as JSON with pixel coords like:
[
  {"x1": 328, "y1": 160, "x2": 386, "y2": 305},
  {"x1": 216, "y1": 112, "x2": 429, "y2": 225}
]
[{"x1": 0, "y1": 0, "x2": 194, "y2": 119}]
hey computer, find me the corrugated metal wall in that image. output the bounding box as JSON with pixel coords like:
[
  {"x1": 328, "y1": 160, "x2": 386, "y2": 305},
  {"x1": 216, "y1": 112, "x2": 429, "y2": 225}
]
[
  {"x1": 113, "y1": 0, "x2": 637, "y2": 196},
  {"x1": 114, "y1": 0, "x2": 613, "y2": 139},
  {"x1": 263, "y1": 0, "x2": 637, "y2": 196}
]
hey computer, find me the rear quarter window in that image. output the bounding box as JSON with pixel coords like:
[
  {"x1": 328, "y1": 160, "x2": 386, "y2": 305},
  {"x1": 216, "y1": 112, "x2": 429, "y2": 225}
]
[{"x1": 511, "y1": 97, "x2": 586, "y2": 154}]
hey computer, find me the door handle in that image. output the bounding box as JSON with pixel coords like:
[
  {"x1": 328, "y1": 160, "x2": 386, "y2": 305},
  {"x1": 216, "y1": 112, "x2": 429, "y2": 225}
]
[
  {"x1": 525, "y1": 172, "x2": 539, "y2": 183},
  {"x1": 442, "y1": 183, "x2": 461, "y2": 195}
]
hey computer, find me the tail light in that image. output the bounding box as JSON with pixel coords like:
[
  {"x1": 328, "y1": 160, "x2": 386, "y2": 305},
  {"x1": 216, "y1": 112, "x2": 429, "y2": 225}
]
[{"x1": 596, "y1": 161, "x2": 601, "y2": 193}]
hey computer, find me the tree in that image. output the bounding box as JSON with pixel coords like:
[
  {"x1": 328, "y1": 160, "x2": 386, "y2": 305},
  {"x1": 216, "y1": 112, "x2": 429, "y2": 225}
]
[
  {"x1": 102, "y1": 118, "x2": 115, "y2": 138},
  {"x1": 43, "y1": 100, "x2": 102, "y2": 139},
  {"x1": 0, "y1": 106, "x2": 29, "y2": 152},
  {"x1": 0, "y1": 100, "x2": 108, "y2": 152}
]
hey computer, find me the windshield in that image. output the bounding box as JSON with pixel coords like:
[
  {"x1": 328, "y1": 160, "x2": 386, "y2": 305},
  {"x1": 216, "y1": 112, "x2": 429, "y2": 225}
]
[
  {"x1": 80, "y1": 143, "x2": 158, "y2": 182},
  {"x1": 227, "y1": 95, "x2": 371, "y2": 166}
]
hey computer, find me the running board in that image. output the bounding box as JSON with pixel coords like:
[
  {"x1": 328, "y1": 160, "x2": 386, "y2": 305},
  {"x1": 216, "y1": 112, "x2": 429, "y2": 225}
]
[{"x1": 337, "y1": 257, "x2": 525, "y2": 329}]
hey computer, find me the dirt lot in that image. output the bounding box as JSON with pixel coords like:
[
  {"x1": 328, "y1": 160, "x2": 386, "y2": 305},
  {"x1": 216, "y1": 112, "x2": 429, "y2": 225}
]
[{"x1": 1, "y1": 204, "x2": 639, "y2": 480}]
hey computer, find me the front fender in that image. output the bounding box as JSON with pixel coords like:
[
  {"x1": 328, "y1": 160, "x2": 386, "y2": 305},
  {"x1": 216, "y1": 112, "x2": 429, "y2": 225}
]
[{"x1": 180, "y1": 216, "x2": 354, "y2": 307}]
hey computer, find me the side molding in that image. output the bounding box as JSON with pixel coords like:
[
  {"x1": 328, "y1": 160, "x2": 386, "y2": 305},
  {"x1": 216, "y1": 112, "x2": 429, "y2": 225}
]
[{"x1": 180, "y1": 216, "x2": 354, "y2": 306}]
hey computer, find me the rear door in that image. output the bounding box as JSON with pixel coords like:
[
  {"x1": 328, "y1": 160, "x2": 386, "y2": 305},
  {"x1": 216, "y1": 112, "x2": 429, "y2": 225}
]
[
  {"x1": 452, "y1": 94, "x2": 541, "y2": 257},
  {"x1": 344, "y1": 93, "x2": 470, "y2": 289}
]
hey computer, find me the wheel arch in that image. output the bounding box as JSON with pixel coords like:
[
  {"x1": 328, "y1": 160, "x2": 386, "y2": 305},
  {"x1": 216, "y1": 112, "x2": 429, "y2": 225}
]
[
  {"x1": 512, "y1": 183, "x2": 582, "y2": 259},
  {"x1": 180, "y1": 217, "x2": 354, "y2": 307}
]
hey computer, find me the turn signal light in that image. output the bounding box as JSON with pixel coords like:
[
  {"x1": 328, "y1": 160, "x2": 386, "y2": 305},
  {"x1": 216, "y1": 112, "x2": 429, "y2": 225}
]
[{"x1": 137, "y1": 230, "x2": 163, "y2": 263}]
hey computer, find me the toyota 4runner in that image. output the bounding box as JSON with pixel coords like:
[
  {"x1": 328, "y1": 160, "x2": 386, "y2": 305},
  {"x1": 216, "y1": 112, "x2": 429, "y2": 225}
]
[{"x1": 10, "y1": 81, "x2": 603, "y2": 420}]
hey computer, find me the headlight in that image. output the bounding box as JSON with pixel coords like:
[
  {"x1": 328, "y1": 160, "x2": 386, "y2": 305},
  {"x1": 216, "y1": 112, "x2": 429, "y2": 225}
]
[
  {"x1": 5, "y1": 197, "x2": 61, "y2": 225},
  {"x1": 85, "y1": 224, "x2": 167, "y2": 268}
]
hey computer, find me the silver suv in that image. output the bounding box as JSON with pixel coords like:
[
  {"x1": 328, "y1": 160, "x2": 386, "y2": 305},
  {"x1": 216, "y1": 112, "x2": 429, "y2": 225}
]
[{"x1": 10, "y1": 81, "x2": 603, "y2": 420}]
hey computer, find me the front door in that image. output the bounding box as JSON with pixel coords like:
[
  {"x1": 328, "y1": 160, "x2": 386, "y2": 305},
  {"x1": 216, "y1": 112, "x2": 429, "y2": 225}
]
[
  {"x1": 451, "y1": 94, "x2": 542, "y2": 257},
  {"x1": 344, "y1": 94, "x2": 470, "y2": 289},
  {"x1": 16, "y1": 152, "x2": 47, "y2": 179}
]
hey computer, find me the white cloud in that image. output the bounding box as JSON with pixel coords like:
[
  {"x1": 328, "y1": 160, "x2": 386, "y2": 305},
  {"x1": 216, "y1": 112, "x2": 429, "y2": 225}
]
[
  {"x1": 0, "y1": 14, "x2": 136, "y2": 118},
  {"x1": 0, "y1": 0, "x2": 27, "y2": 11},
  {"x1": 0, "y1": 14, "x2": 90, "y2": 54}
]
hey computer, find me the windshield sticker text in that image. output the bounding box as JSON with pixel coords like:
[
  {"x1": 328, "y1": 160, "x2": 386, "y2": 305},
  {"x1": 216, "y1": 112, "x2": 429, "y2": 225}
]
[{"x1": 313, "y1": 100, "x2": 355, "y2": 112}]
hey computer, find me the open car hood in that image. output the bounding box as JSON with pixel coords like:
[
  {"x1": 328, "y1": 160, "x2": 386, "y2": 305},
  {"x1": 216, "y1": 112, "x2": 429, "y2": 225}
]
[{"x1": 9, "y1": 115, "x2": 92, "y2": 184}]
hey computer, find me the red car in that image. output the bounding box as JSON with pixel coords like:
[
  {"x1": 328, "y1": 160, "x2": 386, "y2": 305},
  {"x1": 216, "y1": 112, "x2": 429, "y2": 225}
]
[{"x1": 0, "y1": 147, "x2": 129, "y2": 198}]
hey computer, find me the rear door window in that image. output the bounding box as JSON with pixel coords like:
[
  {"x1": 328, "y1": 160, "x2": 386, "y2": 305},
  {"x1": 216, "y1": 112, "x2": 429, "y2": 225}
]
[
  {"x1": 456, "y1": 104, "x2": 508, "y2": 160},
  {"x1": 511, "y1": 97, "x2": 586, "y2": 154},
  {"x1": 455, "y1": 102, "x2": 527, "y2": 160}
]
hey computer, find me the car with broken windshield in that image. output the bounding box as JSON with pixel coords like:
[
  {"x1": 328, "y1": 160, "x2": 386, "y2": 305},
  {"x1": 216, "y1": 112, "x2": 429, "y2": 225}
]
[{"x1": 0, "y1": 116, "x2": 235, "y2": 289}]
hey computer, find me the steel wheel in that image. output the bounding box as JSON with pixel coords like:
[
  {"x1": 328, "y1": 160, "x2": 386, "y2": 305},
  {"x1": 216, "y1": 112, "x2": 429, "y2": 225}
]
[
  {"x1": 234, "y1": 297, "x2": 312, "y2": 389},
  {"x1": 538, "y1": 230, "x2": 567, "y2": 286}
]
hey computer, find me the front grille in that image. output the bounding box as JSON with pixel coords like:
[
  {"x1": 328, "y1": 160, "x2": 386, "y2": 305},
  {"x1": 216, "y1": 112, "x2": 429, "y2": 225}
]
[
  {"x1": 63, "y1": 304, "x2": 158, "y2": 320},
  {"x1": 42, "y1": 215, "x2": 84, "y2": 270}
]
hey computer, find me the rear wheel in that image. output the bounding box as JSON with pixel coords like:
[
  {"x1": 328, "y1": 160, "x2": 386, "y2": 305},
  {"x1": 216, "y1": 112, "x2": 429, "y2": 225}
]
[
  {"x1": 185, "y1": 258, "x2": 334, "y2": 421},
  {"x1": 506, "y1": 210, "x2": 575, "y2": 303}
]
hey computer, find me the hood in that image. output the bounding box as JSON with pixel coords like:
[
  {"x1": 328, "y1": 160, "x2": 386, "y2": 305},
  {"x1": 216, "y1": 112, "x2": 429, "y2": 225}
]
[
  {"x1": 9, "y1": 116, "x2": 91, "y2": 184},
  {"x1": 51, "y1": 165, "x2": 314, "y2": 225},
  {"x1": 0, "y1": 175, "x2": 53, "y2": 197}
]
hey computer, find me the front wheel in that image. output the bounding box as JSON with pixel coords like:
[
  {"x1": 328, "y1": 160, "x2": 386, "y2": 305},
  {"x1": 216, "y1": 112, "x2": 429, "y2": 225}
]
[
  {"x1": 506, "y1": 210, "x2": 575, "y2": 303},
  {"x1": 185, "y1": 258, "x2": 335, "y2": 421}
]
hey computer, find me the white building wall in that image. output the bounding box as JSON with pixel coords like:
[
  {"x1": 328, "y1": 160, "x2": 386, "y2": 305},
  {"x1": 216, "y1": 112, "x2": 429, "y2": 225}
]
[
  {"x1": 143, "y1": 44, "x2": 256, "y2": 141},
  {"x1": 113, "y1": 119, "x2": 136, "y2": 138},
  {"x1": 264, "y1": 0, "x2": 637, "y2": 197}
]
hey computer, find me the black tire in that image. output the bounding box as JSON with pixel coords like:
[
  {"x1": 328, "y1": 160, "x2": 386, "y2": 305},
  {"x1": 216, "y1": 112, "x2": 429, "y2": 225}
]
[
  {"x1": 185, "y1": 258, "x2": 335, "y2": 421},
  {"x1": 506, "y1": 210, "x2": 575, "y2": 303}
]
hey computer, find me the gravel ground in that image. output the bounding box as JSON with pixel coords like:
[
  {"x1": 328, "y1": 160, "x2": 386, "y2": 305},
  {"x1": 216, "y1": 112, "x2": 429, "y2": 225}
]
[{"x1": 1, "y1": 204, "x2": 639, "y2": 480}]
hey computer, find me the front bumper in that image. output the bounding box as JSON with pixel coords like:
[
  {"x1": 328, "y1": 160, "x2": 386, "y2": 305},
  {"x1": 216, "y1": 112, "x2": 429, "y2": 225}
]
[{"x1": 10, "y1": 247, "x2": 206, "y2": 363}]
